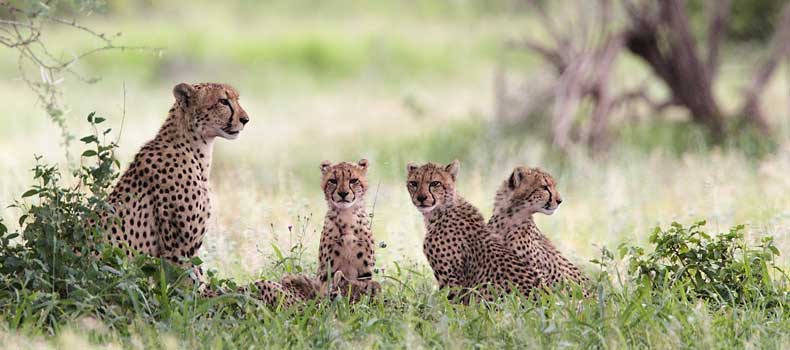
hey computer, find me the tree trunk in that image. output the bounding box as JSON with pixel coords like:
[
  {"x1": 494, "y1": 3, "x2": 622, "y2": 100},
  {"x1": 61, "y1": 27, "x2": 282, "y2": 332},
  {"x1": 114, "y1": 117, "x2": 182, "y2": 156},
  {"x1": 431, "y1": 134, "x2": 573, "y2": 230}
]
[
  {"x1": 625, "y1": 0, "x2": 725, "y2": 141},
  {"x1": 738, "y1": 2, "x2": 790, "y2": 134}
]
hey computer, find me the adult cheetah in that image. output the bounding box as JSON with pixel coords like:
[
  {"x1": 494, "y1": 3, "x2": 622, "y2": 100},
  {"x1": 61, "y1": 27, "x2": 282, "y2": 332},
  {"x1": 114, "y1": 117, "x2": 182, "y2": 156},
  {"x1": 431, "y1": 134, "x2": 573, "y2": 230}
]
[
  {"x1": 487, "y1": 166, "x2": 589, "y2": 294},
  {"x1": 406, "y1": 160, "x2": 541, "y2": 302},
  {"x1": 99, "y1": 82, "x2": 248, "y2": 279}
]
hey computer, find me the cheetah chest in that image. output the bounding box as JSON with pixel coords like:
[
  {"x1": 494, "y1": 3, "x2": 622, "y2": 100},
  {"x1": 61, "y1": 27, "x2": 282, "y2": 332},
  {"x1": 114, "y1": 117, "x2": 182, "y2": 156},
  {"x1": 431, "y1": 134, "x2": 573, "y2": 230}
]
[{"x1": 322, "y1": 213, "x2": 372, "y2": 280}]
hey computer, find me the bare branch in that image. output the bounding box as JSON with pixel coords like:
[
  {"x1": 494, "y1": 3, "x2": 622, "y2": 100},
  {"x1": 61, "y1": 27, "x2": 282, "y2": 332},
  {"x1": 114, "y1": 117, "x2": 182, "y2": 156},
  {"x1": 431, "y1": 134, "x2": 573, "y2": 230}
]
[
  {"x1": 738, "y1": 2, "x2": 790, "y2": 134},
  {"x1": 508, "y1": 38, "x2": 566, "y2": 73},
  {"x1": 0, "y1": 19, "x2": 38, "y2": 29},
  {"x1": 0, "y1": 1, "x2": 159, "y2": 151},
  {"x1": 624, "y1": 0, "x2": 726, "y2": 141},
  {"x1": 526, "y1": 0, "x2": 565, "y2": 45},
  {"x1": 612, "y1": 85, "x2": 676, "y2": 112},
  {"x1": 706, "y1": 0, "x2": 731, "y2": 79},
  {"x1": 46, "y1": 16, "x2": 117, "y2": 45}
]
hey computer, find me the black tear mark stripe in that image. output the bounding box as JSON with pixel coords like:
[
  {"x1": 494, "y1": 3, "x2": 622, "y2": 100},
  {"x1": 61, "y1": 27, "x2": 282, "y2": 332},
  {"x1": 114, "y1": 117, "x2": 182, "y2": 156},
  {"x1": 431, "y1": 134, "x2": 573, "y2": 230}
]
[
  {"x1": 411, "y1": 170, "x2": 422, "y2": 200},
  {"x1": 542, "y1": 175, "x2": 552, "y2": 205},
  {"x1": 427, "y1": 169, "x2": 438, "y2": 203},
  {"x1": 224, "y1": 102, "x2": 235, "y2": 131},
  {"x1": 418, "y1": 168, "x2": 430, "y2": 201}
]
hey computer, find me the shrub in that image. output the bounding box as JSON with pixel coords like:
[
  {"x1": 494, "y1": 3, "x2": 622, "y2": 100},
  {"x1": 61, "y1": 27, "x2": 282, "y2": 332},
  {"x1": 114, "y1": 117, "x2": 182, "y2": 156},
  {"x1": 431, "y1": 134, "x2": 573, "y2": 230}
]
[
  {"x1": 0, "y1": 113, "x2": 215, "y2": 334},
  {"x1": 620, "y1": 221, "x2": 787, "y2": 305}
]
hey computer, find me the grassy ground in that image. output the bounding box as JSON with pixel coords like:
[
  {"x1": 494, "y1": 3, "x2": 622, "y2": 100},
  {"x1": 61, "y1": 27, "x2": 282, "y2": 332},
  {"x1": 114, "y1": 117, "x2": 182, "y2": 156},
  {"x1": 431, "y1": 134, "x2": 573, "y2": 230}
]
[
  {"x1": 1, "y1": 0, "x2": 789, "y2": 348},
  {"x1": 3, "y1": 279, "x2": 790, "y2": 349}
]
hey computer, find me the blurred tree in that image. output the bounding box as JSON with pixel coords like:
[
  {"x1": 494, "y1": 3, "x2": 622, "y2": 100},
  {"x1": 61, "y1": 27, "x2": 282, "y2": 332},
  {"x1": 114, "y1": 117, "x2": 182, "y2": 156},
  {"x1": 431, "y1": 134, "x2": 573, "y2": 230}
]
[
  {"x1": 624, "y1": 0, "x2": 790, "y2": 139},
  {"x1": 499, "y1": 0, "x2": 790, "y2": 151},
  {"x1": 689, "y1": 0, "x2": 786, "y2": 42}
]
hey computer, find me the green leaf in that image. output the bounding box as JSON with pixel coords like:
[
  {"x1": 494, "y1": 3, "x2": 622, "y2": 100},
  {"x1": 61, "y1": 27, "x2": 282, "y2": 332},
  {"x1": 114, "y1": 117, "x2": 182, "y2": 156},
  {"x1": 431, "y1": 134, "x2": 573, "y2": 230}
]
[
  {"x1": 18, "y1": 214, "x2": 27, "y2": 226},
  {"x1": 21, "y1": 189, "x2": 39, "y2": 198},
  {"x1": 271, "y1": 243, "x2": 284, "y2": 261},
  {"x1": 190, "y1": 256, "x2": 204, "y2": 266},
  {"x1": 87, "y1": 111, "x2": 96, "y2": 122},
  {"x1": 82, "y1": 150, "x2": 98, "y2": 157},
  {"x1": 94, "y1": 117, "x2": 106, "y2": 124},
  {"x1": 80, "y1": 135, "x2": 98, "y2": 144}
]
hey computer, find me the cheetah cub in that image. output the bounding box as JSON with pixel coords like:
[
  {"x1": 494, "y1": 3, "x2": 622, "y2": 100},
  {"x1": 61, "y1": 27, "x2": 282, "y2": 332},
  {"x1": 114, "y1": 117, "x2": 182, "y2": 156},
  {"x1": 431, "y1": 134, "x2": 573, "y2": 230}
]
[
  {"x1": 406, "y1": 160, "x2": 541, "y2": 302},
  {"x1": 243, "y1": 160, "x2": 380, "y2": 307},
  {"x1": 487, "y1": 166, "x2": 589, "y2": 294},
  {"x1": 315, "y1": 159, "x2": 380, "y2": 301}
]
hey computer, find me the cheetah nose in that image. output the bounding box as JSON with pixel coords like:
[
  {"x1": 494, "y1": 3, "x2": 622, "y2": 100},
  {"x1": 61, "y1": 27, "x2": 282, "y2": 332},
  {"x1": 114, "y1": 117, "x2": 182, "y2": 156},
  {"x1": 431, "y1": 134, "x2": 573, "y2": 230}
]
[
  {"x1": 416, "y1": 194, "x2": 427, "y2": 203},
  {"x1": 240, "y1": 116, "x2": 249, "y2": 125},
  {"x1": 556, "y1": 199, "x2": 562, "y2": 205},
  {"x1": 338, "y1": 191, "x2": 349, "y2": 199}
]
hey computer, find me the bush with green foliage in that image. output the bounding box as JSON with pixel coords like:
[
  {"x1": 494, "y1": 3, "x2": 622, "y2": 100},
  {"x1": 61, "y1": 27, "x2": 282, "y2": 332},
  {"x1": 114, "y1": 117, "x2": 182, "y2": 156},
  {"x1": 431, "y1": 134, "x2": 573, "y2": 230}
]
[
  {"x1": 620, "y1": 221, "x2": 788, "y2": 305},
  {"x1": 0, "y1": 113, "x2": 234, "y2": 335}
]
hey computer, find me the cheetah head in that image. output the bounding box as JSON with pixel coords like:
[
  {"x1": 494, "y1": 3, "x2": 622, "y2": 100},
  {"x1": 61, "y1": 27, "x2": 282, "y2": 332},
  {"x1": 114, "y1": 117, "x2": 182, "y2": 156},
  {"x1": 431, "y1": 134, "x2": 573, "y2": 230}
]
[
  {"x1": 172, "y1": 82, "x2": 250, "y2": 140},
  {"x1": 406, "y1": 160, "x2": 459, "y2": 214},
  {"x1": 320, "y1": 159, "x2": 369, "y2": 210},
  {"x1": 494, "y1": 166, "x2": 562, "y2": 217}
]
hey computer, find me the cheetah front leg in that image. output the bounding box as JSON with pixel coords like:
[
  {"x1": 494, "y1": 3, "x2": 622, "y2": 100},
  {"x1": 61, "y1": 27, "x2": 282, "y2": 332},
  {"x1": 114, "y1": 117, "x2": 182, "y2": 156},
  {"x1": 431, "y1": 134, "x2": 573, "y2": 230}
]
[
  {"x1": 153, "y1": 203, "x2": 208, "y2": 291},
  {"x1": 323, "y1": 271, "x2": 381, "y2": 303}
]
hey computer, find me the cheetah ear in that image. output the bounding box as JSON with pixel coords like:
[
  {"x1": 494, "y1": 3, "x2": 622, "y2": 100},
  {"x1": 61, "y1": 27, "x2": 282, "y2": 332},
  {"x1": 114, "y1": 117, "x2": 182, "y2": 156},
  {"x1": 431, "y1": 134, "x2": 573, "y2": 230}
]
[
  {"x1": 406, "y1": 162, "x2": 419, "y2": 174},
  {"x1": 320, "y1": 160, "x2": 332, "y2": 174},
  {"x1": 508, "y1": 167, "x2": 528, "y2": 189},
  {"x1": 357, "y1": 159, "x2": 369, "y2": 171},
  {"x1": 173, "y1": 83, "x2": 196, "y2": 106},
  {"x1": 445, "y1": 160, "x2": 460, "y2": 180}
]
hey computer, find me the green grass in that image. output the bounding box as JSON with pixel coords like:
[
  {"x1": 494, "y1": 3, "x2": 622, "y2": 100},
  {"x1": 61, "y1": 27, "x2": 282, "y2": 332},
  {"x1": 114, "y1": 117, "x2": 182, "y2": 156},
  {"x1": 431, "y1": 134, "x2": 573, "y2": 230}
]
[{"x1": 3, "y1": 266, "x2": 789, "y2": 349}]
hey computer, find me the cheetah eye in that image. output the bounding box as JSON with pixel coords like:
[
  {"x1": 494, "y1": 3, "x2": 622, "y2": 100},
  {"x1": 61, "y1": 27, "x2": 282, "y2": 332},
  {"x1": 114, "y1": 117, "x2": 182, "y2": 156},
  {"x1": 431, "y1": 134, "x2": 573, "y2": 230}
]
[
  {"x1": 350, "y1": 178, "x2": 359, "y2": 184},
  {"x1": 219, "y1": 98, "x2": 231, "y2": 106},
  {"x1": 408, "y1": 181, "x2": 418, "y2": 188},
  {"x1": 542, "y1": 185, "x2": 550, "y2": 190},
  {"x1": 328, "y1": 179, "x2": 337, "y2": 185},
  {"x1": 430, "y1": 181, "x2": 441, "y2": 187}
]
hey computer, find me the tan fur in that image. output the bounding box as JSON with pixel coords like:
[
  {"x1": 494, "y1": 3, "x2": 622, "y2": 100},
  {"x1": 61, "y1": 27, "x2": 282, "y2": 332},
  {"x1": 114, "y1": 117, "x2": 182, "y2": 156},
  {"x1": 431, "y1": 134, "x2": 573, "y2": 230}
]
[
  {"x1": 95, "y1": 83, "x2": 316, "y2": 306},
  {"x1": 488, "y1": 166, "x2": 589, "y2": 296},
  {"x1": 97, "y1": 82, "x2": 249, "y2": 280},
  {"x1": 316, "y1": 159, "x2": 379, "y2": 301},
  {"x1": 239, "y1": 160, "x2": 380, "y2": 307},
  {"x1": 406, "y1": 161, "x2": 541, "y2": 302}
]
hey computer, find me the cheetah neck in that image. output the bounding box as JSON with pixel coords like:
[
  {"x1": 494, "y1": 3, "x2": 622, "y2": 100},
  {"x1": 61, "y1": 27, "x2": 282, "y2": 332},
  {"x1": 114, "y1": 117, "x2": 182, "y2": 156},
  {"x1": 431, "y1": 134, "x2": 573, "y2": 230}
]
[
  {"x1": 490, "y1": 211, "x2": 540, "y2": 236},
  {"x1": 488, "y1": 214, "x2": 543, "y2": 240},
  {"x1": 422, "y1": 196, "x2": 458, "y2": 226},
  {"x1": 425, "y1": 197, "x2": 487, "y2": 239},
  {"x1": 156, "y1": 106, "x2": 216, "y2": 181},
  {"x1": 326, "y1": 203, "x2": 370, "y2": 236}
]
